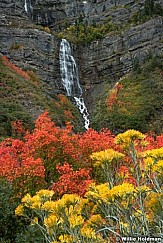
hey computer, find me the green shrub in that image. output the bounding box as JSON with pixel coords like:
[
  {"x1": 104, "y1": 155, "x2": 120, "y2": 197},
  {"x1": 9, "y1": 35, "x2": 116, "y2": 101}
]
[
  {"x1": 0, "y1": 178, "x2": 18, "y2": 242},
  {"x1": 0, "y1": 177, "x2": 47, "y2": 243},
  {"x1": 57, "y1": 17, "x2": 118, "y2": 44},
  {"x1": 130, "y1": 0, "x2": 163, "y2": 24}
]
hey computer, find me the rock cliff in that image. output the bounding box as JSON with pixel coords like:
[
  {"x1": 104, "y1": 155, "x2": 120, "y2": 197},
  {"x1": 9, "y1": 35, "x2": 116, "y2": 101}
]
[
  {"x1": 1, "y1": 0, "x2": 163, "y2": 88},
  {"x1": 0, "y1": 0, "x2": 163, "y2": 133}
]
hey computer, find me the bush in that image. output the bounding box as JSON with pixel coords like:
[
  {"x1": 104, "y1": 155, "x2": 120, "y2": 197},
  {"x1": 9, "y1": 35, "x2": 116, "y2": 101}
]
[
  {"x1": 57, "y1": 17, "x2": 118, "y2": 44},
  {"x1": 130, "y1": 0, "x2": 163, "y2": 24},
  {"x1": 0, "y1": 178, "x2": 19, "y2": 242}
]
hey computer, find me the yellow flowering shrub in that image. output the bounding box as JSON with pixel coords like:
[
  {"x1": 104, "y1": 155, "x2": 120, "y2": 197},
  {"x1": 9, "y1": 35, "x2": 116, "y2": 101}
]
[
  {"x1": 41, "y1": 201, "x2": 57, "y2": 212},
  {"x1": 69, "y1": 214, "x2": 84, "y2": 229},
  {"x1": 80, "y1": 226, "x2": 97, "y2": 239},
  {"x1": 44, "y1": 214, "x2": 58, "y2": 228},
  {"x1": 15, "y1": 130, "x2": 163, "y2": 242},
  {"x1": 145, "y1": 192, "x2": 162, "y2": 214},
  {"x1": 36, "y1": 189, "x2": 54, "y2": 200},
  {"x1": 152, "y1": 159, "x2": 163, "y2": 173},
  {"x1": 15, "y1": 204, "x2": 24, "y2": 216},
  {"x1": 143, "y1": 157, "x2": 155, "y2": 171},
  {"x1": 140, "y1": 148, "x2": 163, "y2": 191},
  {"x1": 58, "y1": 234, "x2": 74, "y2": 243},
  {"x1": 86, "y1": 214, "x2": 104, "y2": 227},
  {"x1": 15, "y1": 189, "x2": 103, "y2": 242},
  {"x1": 91, "y1": 149, "x2": 124, "y2": 167},
  {"x1": 109, "y1": 182, "x2": 136, "y2": 199},
  {"x1": 115, "y1": 129, "x2": 146, "y2": 149},
  {"x1": 21, "y1": 193, "x2": 32, "y2": 206},
  {"x1": 142, "y1": 147, "x2": 163, "y2": 159},
  {"x1": 90, "y1": 149, "x2": 124, "y2": 187}
]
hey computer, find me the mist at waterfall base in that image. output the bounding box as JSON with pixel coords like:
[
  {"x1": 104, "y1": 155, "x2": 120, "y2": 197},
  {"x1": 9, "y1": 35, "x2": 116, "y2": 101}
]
[{"x1": 59, "y1": 39, "x2": 90, "y2": 130}]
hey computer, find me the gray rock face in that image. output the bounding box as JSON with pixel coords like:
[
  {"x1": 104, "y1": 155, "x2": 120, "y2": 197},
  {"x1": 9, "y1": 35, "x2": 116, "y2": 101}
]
[
  {"x1": 78, "y1": 17, "x2": 163, "y2": 85},
  {"x1": 0, "y1": 0, "x2": 163, "y2": 101},
  {"x1": 0, "y1": 26, "x2": 62, "y2": 96}
]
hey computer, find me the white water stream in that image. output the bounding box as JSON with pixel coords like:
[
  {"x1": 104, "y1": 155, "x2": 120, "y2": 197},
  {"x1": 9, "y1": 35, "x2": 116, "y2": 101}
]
[
  {"x1": 24, "y1": 0, "x2": 28, "y2": 13},
  {"x1": 59, "y1": 39, "x2": 90, "y2": 129}
]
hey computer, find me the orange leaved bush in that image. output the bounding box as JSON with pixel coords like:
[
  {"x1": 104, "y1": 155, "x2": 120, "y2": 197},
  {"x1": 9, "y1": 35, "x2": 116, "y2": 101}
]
[
  {"x1": 1, "y1": 55, "x2": 31, "y2": 80},
  {"x1": 0, "y1": 112, "x2": 162, "y2": 198},
  {"x1": 51, "y1": 163, "x2": 92, "y2": 197},
  {"x1": 106, "y1": 82, "x2": 123, "y2": 110}
]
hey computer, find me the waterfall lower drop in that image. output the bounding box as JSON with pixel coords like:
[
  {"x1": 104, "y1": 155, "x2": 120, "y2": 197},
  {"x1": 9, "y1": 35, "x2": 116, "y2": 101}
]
[
  {"x1": 59, "y1": 39, "x2": 90, "y2": 130},
  {"x1": 24, "y1": 0, "x2": 28, "y2": 13}
]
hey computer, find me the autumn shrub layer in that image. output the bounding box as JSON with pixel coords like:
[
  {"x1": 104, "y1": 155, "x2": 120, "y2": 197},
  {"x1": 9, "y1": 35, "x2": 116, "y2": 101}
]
[
  {"x1": 14, "y1": 128, "x2": 163, "y2": 242},
  {"x1": 0, "y1": 112, "x2": 162, "y2": 242}
]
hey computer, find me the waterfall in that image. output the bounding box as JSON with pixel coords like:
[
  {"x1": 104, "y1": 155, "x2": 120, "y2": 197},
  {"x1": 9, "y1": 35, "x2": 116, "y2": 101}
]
[
  {"x1": 24, "y1": 0, "x2": 34, "y2": 21},
  {"x1": 24, "y1": 0, "x2": 28, "y2": 13},
  {"x1": 74, "y1": 97, "x2": 89, "y2": 130},
  {"x1": 59, "y1": 39, "x2": 89, "y2": 130},
  {"x1": 59, "y1": 39, "x2": 82, "y2": 97}
]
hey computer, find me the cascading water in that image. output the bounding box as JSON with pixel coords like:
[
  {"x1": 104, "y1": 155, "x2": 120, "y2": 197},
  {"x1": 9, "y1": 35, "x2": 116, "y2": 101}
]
[
  {"x1": 24, "y1": 0, "x2": 28, "y2": 13},
  {"x1": 59, "y1": 39, "x2": 89, "y2": 130},
  {"x1": 59, "y1": 39, "x2": 82, "y2": 97},
  {"x1": 24, "y1": 0, "x2": 33, "y2": 15}
]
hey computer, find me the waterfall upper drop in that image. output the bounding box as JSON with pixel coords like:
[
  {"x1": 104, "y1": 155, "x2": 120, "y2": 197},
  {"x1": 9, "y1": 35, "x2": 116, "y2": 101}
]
[
  {"x1": 24, "y1": 0, "x2": 28, "y2": 13},
  {"x1": 59, "y1": 39, "x2": 89, "y2": 130},
  {"x1": 59, "y1": 39, "x2": 82, "y2": 97}
]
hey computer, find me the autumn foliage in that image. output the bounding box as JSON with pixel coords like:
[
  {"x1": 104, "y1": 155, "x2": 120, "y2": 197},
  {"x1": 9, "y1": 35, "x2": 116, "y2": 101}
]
[
  {"x1": 0, "y1": 112, "x2": 162, "y2": 199},
  {"x1": 51, "y1": 163, "x2": 92, "y2": 196},
  {"x1": 106, "y1": 82, "x2": 123, "y2": 110},
  {"x1": 14, "y1": 126, "x2": 163, "y2": 242},
  {"x1": 1, "y1": 55, "x2": 30, "y2": 80}
]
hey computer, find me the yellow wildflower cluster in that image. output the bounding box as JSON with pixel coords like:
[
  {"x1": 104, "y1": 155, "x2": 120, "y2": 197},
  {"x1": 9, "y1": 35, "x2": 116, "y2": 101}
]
[
  {"x1": 115, "y1": 129, "x2": 145, "y2": 148},
  {"x1": 36, "y1": 189, "x2": 54, "y2": 199},
  {"x1": 21, "y1": 193, "x2": 32, "y2": 206},
  {"x1": 85, "y1": 183, "x2": 110, "y2": 202},
  {"x1": 15, "y1": 204, "x2": 24, "y2": 216},
  {"x1": 90, "y1": 148, "x2": 124, "y2": 167},
  {"x1": 16, "y1": 190, "x2": 98, "y2": 242},
  {"x1": 56, "y1": 194, "x2": 83, "y2": 215},
  {"x1": 141, "y1": 148, "x2": 163, "y2": 173},
  {"x1": 60, "y1": 193, "x2": 80, "y2": 206},
  {"x1": 44, "y1": 214, "x2": 58, "y2": 228},
  {"x1": 58, "y1": 234, "x2": 74, "y2": 243},
  {"x1": 80, "y1": 225, "x2": 97, "y2": 239},
  {"x1": 142, "y1": 147, "x2": 163, "y2": 160},
  {"x1": 145, "y1": 192, "x2": 163, "y2": 222},
  {"x1": 86, "y1": 182, "x2": 136, "y2": 205},
  {"x1": 44, "y1": 214, "x2": 59, "y2": 235},
  {"x1": 152, "y1": 160, "x2": 163, "y2": 173},
  {"x1": 19, "y1": 189, "x2": 54, "y2": 209},
  {"x1": 109, "y1": 182, "x2": 137, "y2": 200},
  {"x1": 69, "y1": 214, "x2": 84, "y2": 229},
  {"x1": 41, "y1": 201, "x2": 57, "y2": 212},
  {"x1": 30, "y1": 195, "x2": 41, "y2": 209},
  {"x1": 143, "y1": 157, "x2": 155, "y2": 171}
]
